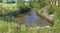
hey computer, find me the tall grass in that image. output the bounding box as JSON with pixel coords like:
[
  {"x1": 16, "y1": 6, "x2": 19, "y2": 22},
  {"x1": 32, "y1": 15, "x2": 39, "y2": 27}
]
[{"x1": 0, "y1": 20, "x2": 54, "y2": 33}]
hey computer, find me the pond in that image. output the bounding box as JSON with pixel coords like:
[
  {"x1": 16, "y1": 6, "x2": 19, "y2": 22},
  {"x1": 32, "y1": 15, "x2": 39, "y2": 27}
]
[{"x1": 17, "y1": 12, "x2": 49, "y2": 27}]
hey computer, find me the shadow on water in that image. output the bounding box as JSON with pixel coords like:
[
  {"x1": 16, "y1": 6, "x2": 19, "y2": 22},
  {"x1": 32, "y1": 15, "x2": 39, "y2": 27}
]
[{"x1": 17, "y1": 12, "x2": 50, "y2": 27}]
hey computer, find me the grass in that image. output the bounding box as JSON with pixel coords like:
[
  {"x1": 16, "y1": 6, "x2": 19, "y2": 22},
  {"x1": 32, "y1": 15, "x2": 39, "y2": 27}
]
[
  {"x1": 0, "y1": 20, "x2": 53, "y2": 33},
  {"x1": 0, "y1": 14, "x2": 60, "y2": 33},
  {"x1": 0, "y1": 4, "x2": 60, "y2": 33}
]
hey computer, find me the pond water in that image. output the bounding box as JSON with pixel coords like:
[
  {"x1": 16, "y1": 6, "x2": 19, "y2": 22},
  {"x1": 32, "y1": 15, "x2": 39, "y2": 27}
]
[{"x1": 18, "y1": 12, "x2": 49, "y2": 27}]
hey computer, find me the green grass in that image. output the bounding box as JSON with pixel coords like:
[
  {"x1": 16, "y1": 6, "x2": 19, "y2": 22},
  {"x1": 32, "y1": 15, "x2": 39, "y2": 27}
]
[
  {"x1": 0, "y1": 4, "x2": 60, "y2": 33},
  {"x1": 0, "y1": 20, "x2": 53, "y2": 33},
  {"x1": 0, "y1": 15, "x2": 60, "y2": 33}
]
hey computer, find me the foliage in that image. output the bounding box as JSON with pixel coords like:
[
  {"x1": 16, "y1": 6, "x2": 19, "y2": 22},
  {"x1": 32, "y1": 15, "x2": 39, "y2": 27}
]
[
  {"x1": 0, "y1": 0, "x2": 60, "y2": 33},
  {"x1": 0, "y1": 20, "x2": 53, "y2": 33},
  {"x1": 0, "y1": 0, "x2": 3, "y2": 3},
  {"x1": 56, "y1": 6, "x2": 60, "y2": 19},
  {"x1": 19, "y1": 5, "x2": 31, "y2": 13},
  {"x1": 0, "y1": 16, "x2": 15, "y2": 22},
  {"x1": 52, "y1": 6, "x2": 60, "y2": 33},
  {"x1": 0, "y1": 4, "x2": 31, "y2": 16},
  {"x1": 29, "y1": 0, "x2": 47, "y2": 9},
  {"x1": 29, "y1": 2, "x2": 40, "y2": 8},
  {"x1": 38, "y1": 0, "x2": 48, "y2": 8},
  {"x1": 48, "y1": 5, "x2": 55, "y2": 14},
  {"x1": 0, "y1": 4, "x2": 19, "y2": 15}
]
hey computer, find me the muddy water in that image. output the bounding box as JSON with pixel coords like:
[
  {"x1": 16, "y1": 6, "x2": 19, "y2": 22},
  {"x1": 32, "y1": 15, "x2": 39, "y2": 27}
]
[{"x1": 17, "y1": 12, "x2": 49, "y2": 27}]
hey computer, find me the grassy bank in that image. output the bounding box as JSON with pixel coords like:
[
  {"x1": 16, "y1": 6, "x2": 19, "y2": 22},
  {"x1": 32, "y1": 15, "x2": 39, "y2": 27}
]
[
  {"x1": 0, "y1": 7, "x2": 60, "y2": 33},
  {"x1": 0, "y1": 20, "x2": 53, "y2": 33},
  {"x1": 0, "y1": 1, "x2": 60, "y2": 33}
]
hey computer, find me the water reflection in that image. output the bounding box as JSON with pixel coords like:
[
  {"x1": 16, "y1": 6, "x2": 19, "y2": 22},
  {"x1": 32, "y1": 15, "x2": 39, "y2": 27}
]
[{"x1": 18, "y1": 12, "x2": 49, "y2": 27}]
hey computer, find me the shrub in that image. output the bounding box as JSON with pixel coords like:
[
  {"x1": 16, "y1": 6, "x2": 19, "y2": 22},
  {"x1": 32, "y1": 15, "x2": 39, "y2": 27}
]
[
  {"x1": 19, "y1": 5, "x2": 31, "y2": 13},
  {"x1": 0, "y1": 16, "x2": 15, "y2": 22},
  {"x1": 0, "y1": 4, "x2": 31, "y2": 16},
  {"x1": 48, "y1": 5, "x2": 55, "y2": 14},
  {"x1": 2, "y1": 4, "x2": 19, "y2": 15},
  {"x1": 29, "y1": 2, "x2": 40, "y2": 8}
]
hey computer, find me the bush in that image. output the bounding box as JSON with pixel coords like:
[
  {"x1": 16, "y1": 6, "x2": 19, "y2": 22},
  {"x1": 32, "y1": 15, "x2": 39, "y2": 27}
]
[
  {"x1": 0, "y1": 4, "x2": 31, "y2": 16},
  {"x1": 6, "y1": 5, "x2": 31, "y2": 17},
  {"x1": 2, "y1": 4, "x2": 19, "y2": 15},
  {"x1": 0, "y1": 4, "x2": 19, "y2": 15},
  {"x1": 19, "y1": 5, "x2": 31, "y2": 13},
  {"x1": 48, "y1": 5, "x2": 55, "y2": 14},
  {"x1": 29, "y1": 2, "x2": 40, "y2": 8},
  {"x1": 0, "y1": 16, "x2": 15, "y2": 22}
]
